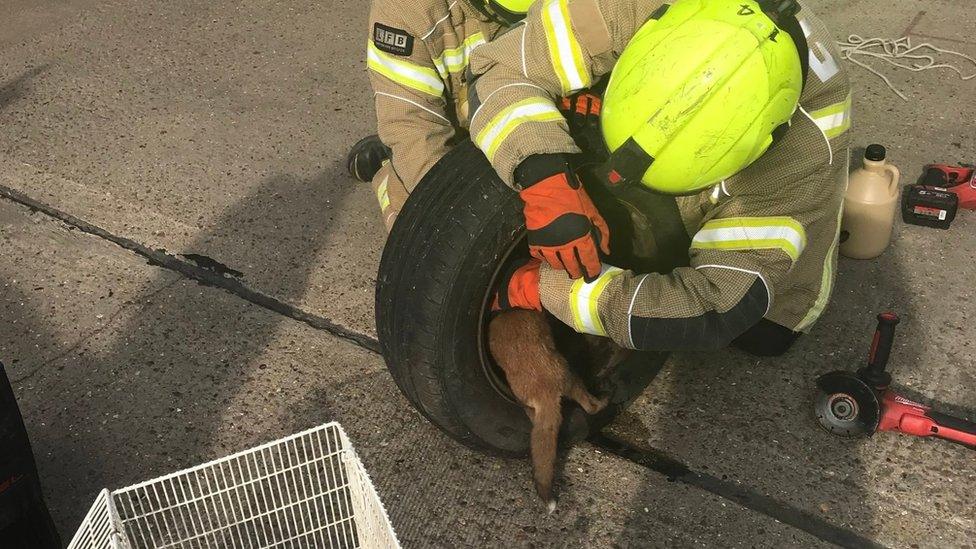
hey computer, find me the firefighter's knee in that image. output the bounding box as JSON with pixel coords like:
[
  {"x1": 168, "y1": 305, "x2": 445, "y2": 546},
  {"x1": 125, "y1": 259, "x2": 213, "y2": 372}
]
[{"x1": 371, "y1": 162, "x2": 409, "y2": 233}]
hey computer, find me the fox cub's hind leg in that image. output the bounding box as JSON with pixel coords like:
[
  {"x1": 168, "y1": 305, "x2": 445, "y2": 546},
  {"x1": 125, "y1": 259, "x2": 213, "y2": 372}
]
[{"x1": 566, "y1": 374, "x2": 608, "y2": 415}]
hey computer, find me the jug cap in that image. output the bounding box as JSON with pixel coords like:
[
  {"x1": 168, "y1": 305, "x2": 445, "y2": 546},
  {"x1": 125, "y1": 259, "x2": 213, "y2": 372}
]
[{"x1": 865, "y1": 144, "x2": 886, "y2": 161}]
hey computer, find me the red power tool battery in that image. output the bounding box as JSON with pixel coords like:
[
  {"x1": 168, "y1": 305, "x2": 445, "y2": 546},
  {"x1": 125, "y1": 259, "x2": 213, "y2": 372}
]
[{"x1": 902, "y1": 185, "x2": 958, "y2": 229}]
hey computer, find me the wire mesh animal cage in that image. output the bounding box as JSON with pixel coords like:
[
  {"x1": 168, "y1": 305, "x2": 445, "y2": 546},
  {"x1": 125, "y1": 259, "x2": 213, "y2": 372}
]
[{"x1": 67, "y1": 422, "x2": 399, "y2": 549}]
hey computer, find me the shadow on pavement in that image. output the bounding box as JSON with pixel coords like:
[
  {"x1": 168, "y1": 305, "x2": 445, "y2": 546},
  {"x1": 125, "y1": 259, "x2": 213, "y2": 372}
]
[
  {"x1": 5, "y1": 165, "x2": 359, "y2": 536},
  {"x1": 0, "y1": 65, "x2": 48, "y2": 112}
]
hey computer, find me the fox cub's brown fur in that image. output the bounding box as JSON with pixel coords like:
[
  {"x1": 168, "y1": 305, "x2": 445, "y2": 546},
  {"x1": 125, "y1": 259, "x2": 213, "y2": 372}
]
[{"x1": 488, "y1": 309, "x2": 608, "y2": 511}]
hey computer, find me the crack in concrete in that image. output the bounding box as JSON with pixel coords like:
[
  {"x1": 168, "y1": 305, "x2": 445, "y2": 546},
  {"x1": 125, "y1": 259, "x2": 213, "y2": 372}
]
[
  {"x1": 592, "y1": 433, "x2": 889, "y2": 549},
  {"x1": 10, "y1": 277, "x2": 183, "y2": 384},
  {"x1": 0, "y1": 183, "x2": 381, "y2": 355}
]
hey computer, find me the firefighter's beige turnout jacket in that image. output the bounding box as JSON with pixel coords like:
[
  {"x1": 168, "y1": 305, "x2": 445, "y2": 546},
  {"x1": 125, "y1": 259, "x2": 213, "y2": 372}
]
[
  {"x1": 468, "y1": 0, "x2": 852, "y2": 349},
  {"x1": 367, "y1": 0, "x2": 505, "y2": 229}
]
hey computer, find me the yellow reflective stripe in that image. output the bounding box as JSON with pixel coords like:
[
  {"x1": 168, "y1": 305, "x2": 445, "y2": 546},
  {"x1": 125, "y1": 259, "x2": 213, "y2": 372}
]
[
  {"x1": 796, "y1": 175, "x2": 847, "y2": 331},
  {"x1": 692, "y1": 217, "x2": 807, "y2": 261},
  {"x1": 433, "y1": 32, "x2": 487, "y2": 78},
  {"x1": 541, "y1": 0, "x2": 590, "y2": 94},
  {"x1": 586, "y1": 268, "x2": 621, "y2": 335},
  {"x1": 375, "y1": 176, "x2": 391, "y2": 211},
  {"x1": 474, "y1": 98, "x2": 563, "y2": 162},
  {"x1": 367, "y1": 41, "x2": 444, "y2": 97},
  {"x1": 809, "y1": 94, "x2": 852, "y2": 139},
  {"x1": 700, "y1": 217, "x2": 806, "y2": 235},
  {"x1": 568, "y1": 266, "x2": 623, "y2": 336},
  {"x1": 568, "y1": 277, "x2": 586, "y2": 333}
]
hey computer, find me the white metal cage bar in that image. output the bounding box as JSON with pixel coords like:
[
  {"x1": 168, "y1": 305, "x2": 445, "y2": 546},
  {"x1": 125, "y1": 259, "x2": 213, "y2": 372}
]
[
  {"x1": 68, "y1": 422, "x2": 399, "y2": 549},
  {"x1": 67, "y1": 489, "x2": 127, "y2": 549}
]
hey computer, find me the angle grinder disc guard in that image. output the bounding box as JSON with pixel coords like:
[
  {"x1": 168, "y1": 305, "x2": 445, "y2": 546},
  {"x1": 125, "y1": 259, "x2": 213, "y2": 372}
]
[{"x1": 814, "y1": 371, "x2": 881, "y2": 437}]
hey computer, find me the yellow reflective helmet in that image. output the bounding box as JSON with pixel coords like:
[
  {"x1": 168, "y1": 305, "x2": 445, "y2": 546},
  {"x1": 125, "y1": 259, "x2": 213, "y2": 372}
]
[
  {"x1": 601, "y1": 0, "x2": 805, "y2": 194},
  {"x1": 469, "y1": 0, "x2": 535, "y2": 24}
]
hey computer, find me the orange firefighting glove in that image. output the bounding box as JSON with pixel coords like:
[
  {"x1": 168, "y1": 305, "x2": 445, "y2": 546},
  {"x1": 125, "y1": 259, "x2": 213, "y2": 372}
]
[
  {"x1": 515, "y1": 154, "x2": 610, "y2": 282},
  {"x1": 491, "y1": 258, "x2": 542, "y2": 312}
]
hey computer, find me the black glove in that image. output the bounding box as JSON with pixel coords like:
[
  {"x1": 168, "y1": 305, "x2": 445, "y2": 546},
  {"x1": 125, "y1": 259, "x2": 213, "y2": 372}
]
[{"x1": 559, "y1": 92, "x2": 607, "y2": 161}]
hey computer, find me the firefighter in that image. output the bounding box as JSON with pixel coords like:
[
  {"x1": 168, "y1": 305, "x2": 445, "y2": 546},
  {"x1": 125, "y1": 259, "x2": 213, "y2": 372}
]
[
  {"x1": 477, "y1": 0, "x2": 852, "y2": 356},
  {"x1": 347, "y1": 0, "x2": 535, "y2": 231}
]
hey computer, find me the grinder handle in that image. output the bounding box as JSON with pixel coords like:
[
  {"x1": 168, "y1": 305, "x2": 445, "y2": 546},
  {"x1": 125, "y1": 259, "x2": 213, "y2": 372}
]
[{"x1": 867, "y1": 312, "x2": 900, "y2": 376}]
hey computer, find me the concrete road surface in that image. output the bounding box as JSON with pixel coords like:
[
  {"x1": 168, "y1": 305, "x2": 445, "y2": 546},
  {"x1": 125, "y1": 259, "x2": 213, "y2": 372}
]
[{"x1": 1, "y1": 0, "x2": 974, "y2": 547}]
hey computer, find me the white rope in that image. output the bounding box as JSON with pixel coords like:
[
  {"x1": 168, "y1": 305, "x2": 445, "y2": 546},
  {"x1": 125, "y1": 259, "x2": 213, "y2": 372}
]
[{"x1": 837, "y1": 35, "x2": 976, "y2": 101}]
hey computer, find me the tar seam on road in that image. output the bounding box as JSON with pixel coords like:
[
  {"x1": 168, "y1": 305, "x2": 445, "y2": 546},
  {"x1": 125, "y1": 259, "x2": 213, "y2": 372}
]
[
  {"x1": 591, "y1": 433, "x2": 888, "y2": 549},
  {"x1": 0, "y1": 183, "x2": 894, "y2": 549},
  {"x1": 0, "y1": 183, "x2": 381, "y2": 354}
]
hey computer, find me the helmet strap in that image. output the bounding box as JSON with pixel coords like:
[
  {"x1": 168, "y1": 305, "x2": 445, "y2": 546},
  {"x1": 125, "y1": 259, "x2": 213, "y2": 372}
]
[{"x1": 605, "y1": 138, "x2": 655, "y2": 190}]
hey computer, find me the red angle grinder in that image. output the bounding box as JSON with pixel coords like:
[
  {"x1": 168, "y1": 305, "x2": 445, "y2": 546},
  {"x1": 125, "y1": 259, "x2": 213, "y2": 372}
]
[{"x1": 814, "y1": 313, "x2": 976, "y2": 449}]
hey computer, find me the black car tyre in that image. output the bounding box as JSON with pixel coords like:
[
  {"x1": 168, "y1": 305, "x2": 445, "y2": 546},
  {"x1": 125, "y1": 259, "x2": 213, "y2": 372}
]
[{"x1": 376, "y1": 140, "x2": 665, "y2": 456}]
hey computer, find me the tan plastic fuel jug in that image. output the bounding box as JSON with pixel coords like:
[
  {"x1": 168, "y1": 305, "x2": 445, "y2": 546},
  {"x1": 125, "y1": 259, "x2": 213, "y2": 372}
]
[{"x1": 840, "y1": 144, "x2": 900, "y2": 259}]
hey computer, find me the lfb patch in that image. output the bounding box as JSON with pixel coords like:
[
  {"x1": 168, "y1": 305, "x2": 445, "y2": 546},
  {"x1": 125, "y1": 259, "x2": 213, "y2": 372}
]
[{"x1": 373, "y1": 23, "x2": 414, "y2": 56}]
